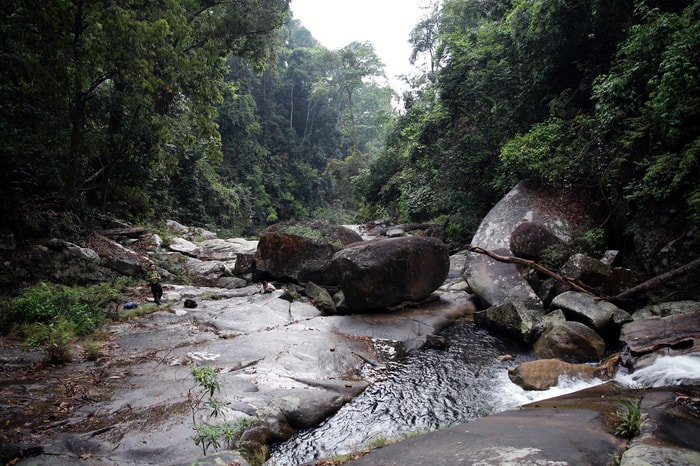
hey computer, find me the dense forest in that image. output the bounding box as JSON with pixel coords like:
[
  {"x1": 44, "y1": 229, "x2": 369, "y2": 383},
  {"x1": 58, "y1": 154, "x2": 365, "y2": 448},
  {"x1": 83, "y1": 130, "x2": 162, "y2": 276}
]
[{"x1": 1, "y1": 0, "x2": 698, "y2": 276}]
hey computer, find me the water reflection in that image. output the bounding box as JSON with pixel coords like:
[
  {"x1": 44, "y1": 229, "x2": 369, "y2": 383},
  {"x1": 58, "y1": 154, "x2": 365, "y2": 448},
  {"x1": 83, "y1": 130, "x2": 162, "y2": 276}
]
[
  {"x1": 267, "y1": 321, "x2": 534, "y2": 465},
  {"x1": 267, "y1": 318, "x2": 700, "y2": 465}
]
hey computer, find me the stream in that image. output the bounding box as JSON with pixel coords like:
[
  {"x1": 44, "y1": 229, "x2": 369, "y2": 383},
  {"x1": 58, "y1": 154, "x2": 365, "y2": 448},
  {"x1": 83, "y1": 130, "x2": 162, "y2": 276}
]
[{"x1": 266, "y1": 320, "x2": 606, "y2": 465}]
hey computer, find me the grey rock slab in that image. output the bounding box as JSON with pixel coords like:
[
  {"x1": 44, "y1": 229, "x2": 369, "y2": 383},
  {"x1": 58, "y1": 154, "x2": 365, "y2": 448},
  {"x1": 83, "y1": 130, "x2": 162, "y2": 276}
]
[
  {"x1": 331, "y1": 291, "x2": 476, "y2": 351},
  {"x1": 347, "y1": 382, "x2": 635, "y2": 466},
  {"x1": 621, "y1": 387, "x2": 700, "y2": 466},
  {"x1": 10, "y1": 287, "x2": 474, "y2": 466},
  {"x1": 347, "y1": 402, "x2": 626, "y2": 465}
]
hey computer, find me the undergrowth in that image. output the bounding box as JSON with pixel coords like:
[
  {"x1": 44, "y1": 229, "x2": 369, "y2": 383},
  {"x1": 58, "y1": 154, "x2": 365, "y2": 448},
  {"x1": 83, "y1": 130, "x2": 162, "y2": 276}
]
[
  {"x1": 609, "y1": 399, "x2": 643, "y2": 439},
  {"x1": 0, "y1": 277, "x2": 131, "y2": 364},
  {"x1": 189, "y1": 365, "x2": 267, "y2": 464}
]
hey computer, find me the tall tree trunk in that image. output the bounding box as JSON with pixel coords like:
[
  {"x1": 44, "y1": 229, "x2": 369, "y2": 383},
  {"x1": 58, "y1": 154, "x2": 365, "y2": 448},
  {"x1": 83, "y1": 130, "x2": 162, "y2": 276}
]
[{"x1": 65, "y1": 91, "x2": 86, "y2": 208}]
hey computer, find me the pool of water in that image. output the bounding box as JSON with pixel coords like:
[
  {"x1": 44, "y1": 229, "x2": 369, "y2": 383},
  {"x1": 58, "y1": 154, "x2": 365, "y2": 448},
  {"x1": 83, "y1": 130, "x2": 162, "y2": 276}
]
[
  {"x1": 266, "y1": 317, "x2": 700, "y2": 465},
  {"x1": 267, "y1": 321, "x2": 537, "y2": 465}
]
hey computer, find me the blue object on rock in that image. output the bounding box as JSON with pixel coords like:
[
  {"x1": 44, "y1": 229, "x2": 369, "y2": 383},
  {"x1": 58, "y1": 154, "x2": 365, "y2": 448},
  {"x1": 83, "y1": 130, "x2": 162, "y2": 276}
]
[{"x1": 123, "y1": 301, "x2": 138, "y2": 309}]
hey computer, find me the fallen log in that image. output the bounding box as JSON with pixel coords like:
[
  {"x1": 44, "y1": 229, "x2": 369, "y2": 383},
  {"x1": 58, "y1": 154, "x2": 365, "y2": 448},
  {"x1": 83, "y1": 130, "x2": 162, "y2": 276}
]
[
  {"x1": 608, "y1": 256, "x2": 700, "y2": 306},
  {"x1": 100, "y1": 227, "x2": 149, "y2": 238},
  {"x1": 466, "y1": 245, "x2": 599, "y2": 297},
  {"x1": 466, "y1": 245, "x2": 700, "y2": 308}
]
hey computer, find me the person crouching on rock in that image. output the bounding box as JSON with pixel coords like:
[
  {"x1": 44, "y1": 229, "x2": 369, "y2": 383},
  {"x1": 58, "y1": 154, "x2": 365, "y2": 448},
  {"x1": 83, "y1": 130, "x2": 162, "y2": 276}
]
[
  {"x1": 147, "y1": 263, "x2": 163, "y2": 305},
  {"x1": 261, "y1": 281, "x2": 276, "y2": 294}
]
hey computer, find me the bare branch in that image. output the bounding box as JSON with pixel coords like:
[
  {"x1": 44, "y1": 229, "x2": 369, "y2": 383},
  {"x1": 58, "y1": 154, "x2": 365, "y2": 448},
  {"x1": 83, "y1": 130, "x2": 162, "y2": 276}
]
[
  {"x1": 608, "y1": 257, "x2": 700, "y2": 306},
  {"x1": 465, "y1": 245, "x2": 600, "y2": 297}
]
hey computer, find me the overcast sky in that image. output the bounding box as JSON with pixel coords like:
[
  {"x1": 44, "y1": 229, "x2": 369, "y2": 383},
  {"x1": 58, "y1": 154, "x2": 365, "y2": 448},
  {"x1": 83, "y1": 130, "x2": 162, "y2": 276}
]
[{"x1": 290, "y1": 0, "x2": 431, "y2": 93}]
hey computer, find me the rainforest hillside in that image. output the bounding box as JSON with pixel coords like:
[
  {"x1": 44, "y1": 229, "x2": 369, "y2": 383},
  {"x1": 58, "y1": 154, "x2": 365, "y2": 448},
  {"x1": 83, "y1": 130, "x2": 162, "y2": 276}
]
[{"x1": 1, "y1": 0, "x2": 698, "y2": 293}]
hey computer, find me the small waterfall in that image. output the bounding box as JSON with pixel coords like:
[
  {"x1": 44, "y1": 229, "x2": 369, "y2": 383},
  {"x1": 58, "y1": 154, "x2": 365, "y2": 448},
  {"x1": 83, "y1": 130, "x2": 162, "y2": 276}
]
[
  {"x1": 615, "y1": 353, "x2": 700, "y2": 388},
  {"x1": 266, "y1": 317, "x2": 700, "y2": 466}
]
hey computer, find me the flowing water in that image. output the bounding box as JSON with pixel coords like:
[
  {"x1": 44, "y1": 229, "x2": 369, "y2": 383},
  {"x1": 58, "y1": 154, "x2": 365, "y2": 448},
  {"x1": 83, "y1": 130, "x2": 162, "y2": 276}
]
[
  {"x1": 266, "y1": 321, "x2": 609, "y2": 465},
  {"x1": 615, "y1": 353, "x2": 700, "y2": 388},
  {"x1": 267, "y1": 317, "x2": 700, "y2": 466}
]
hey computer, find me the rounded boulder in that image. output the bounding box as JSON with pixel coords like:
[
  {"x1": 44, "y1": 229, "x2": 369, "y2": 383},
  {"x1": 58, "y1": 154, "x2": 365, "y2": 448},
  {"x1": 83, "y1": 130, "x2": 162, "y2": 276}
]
[{"x1": 332, "y1": 236, "x2": 450, "y2": 311}]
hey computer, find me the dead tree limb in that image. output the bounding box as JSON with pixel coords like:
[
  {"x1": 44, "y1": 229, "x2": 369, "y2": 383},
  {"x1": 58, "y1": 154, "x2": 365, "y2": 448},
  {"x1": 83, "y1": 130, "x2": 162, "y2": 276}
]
[
  {"x1": 608, "y1": 256, "x2": 700, "y2": 306},
  {"x1": 99, "y1": 227, "x2": 149, "y2": 238},
  {"x1": 465, "y1": 245, "x2": 600, "y2": 298}
]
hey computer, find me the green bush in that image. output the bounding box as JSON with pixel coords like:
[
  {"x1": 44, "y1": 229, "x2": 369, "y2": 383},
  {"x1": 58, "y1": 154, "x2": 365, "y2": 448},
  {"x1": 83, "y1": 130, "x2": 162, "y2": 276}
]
[
  {"x1": 25, "y1": 318, "x2": 76, "y2": 365},
  {"x1": 610, "y1": 400, "x2": 642, "y2": 438},
  {"x1": 2, "y1": 280, "x2": 127, "y2": 363},
  {"x1": 7, "y1": 283, "x2": 101, "y2": 336},
  {"x1": 189, "y1": 365, "x2": 263, "y2": 462}
]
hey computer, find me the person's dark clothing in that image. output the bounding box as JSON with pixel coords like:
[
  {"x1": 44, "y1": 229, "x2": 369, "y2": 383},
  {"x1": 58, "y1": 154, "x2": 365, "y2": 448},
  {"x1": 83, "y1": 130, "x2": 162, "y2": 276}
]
[{"x1": 147, "y1": 268, "x2": 163, "y2": 305}]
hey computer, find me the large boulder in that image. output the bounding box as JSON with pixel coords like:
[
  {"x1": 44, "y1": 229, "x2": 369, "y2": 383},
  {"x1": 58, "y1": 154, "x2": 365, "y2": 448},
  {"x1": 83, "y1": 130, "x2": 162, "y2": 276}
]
[
  {"x1": 196, "y1": 238, "x2": 258, "y2": 261},
  {"x1": 468, "y1": 180, "x2": 597, "y2": 253},
  {"x1": 464, "y1": 180, "x2": 597, "y2": 309},
  {"x1": 165, "y1": 219, "x2": 217, "y2": 243},
  {"x1": 85, "y1": 232, "x2": 146, "y2": 277},
  {"x1": 168, "y1": 237, "x2": 198, "y2": 257},
  {"x1": 465, "y1": 249, "x2": 543, "y2": 309},
  {"x1": 620, "y1": 311, "x2": 700, "y2": 370},
  {"x1": 474, "y1": 301, "x2": 545, "y2": 344},
  {"x1": 508, "y1": 358, "x2": 597, "y2": 390},
  {"x1": 533, "y1": 321, "x2": 606, "y2": 363},
  {"x1": 255, "y1": 221, "x2": 363, "y2": 283},
  {"x1": 510, "y1": 222, "x2": 570, "y2": 266},
  {"x1": 508, "y1": 354, "x2": 621, "y2": 390},
  {"x1": 19, "y1": 239, "x2": 116, "y2": 285},
  {"x1": 332, "y1": 236, "x2": 450, "y2": 311},
  {"x1": 551, "y1": 291, "x2": 632, "y2": 342}
]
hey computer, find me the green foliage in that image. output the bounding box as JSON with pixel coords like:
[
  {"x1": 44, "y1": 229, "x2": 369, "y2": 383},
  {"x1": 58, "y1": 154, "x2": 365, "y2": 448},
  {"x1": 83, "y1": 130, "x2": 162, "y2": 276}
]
[
  {"x1": 591, "y1": 2, "x2": 700, "y2": 230},
  {"x1": 7, "y1": 283, "x2": 105, "y2": 336},
  {"x1": 1, "y1": 0, "x2": 290, "y2": 227},
  {"x1": 25, "y1": 319, "x2": 76, "y2": 365},
  {"x1": 362, "y1": 0, "x2": 698, "y2": 267},
  {"x1": 191, "y1": 365, "x2": 221, "y2": 399},
  {"x1": 192, "y1": 417, "x2": 258, "y2": 457},
  {"x1": 2, "y1": 280, "x2": 127, "y2": 363},
  {"x1": 499, "y1": 115, "x2": 600, "y2": 189},
  {"x1": 188, "y1": 365, "x2": 261, "y2": 460},
  {"x1": 609, "y1": 400, "x2": 642, "y2": 439}
]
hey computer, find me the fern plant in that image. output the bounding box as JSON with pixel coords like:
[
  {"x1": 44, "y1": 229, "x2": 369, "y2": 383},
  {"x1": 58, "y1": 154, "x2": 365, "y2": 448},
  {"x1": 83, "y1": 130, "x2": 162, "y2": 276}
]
[
  {"x1": 610, "y1": 400, "x2": 643, "y2": 438},
  {"x1": 188, "y1": 365, "x2": 260, "y2": 459}
]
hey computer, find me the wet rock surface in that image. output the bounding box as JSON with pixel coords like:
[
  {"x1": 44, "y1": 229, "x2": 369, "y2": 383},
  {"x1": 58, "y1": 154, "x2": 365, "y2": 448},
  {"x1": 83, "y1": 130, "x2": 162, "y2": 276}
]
[
  {"x1": 348, "y1": 382, "x2": 700, "y2": 466},
  {"x1": 0, "y1": 285, "x2": 475, "y2": 465}
]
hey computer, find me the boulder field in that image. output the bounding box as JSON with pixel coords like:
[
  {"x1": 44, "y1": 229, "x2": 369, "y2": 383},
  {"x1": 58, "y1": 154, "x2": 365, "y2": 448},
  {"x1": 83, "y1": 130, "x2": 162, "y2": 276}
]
[{"x1": 1, "y1": 179, "x2": 699, "y2": 465}]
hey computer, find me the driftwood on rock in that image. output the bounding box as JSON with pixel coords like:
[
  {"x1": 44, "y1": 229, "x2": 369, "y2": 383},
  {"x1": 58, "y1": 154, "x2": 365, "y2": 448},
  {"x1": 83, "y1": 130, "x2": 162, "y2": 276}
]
[
  {"x1": 607, "y1": 257, "x2": 700, "y2": 306},
  {"x1": 467, "y1": 245, "x2": 700, "y2": 308},
  {"x1": 466, "y1": 245, "x2": 598, "y2": 297},
  {"x1": 100, "y1": 227, "x2": 150, "y2": 238}
]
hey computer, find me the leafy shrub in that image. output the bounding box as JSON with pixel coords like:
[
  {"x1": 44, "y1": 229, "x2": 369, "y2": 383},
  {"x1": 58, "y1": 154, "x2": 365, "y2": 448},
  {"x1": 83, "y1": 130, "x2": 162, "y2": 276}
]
[
  {"x1": 609, "y1": 400, "x2": 642, "y2": 438},
  {"x1": 2, "y1": 280, "x2": 126, "y2": 363},
  {"x1": 8, "y1": 283, "x2": 101, "y2": 336},
  {"x1": 25, "y1": 319, "x2": 76, "y2": 365},
  {"x1": 189, "y1": 365, "x2": 263, "y2": 462},
  {"x1": 8, "y1": 283, "x2": 81, "y2": 325}
]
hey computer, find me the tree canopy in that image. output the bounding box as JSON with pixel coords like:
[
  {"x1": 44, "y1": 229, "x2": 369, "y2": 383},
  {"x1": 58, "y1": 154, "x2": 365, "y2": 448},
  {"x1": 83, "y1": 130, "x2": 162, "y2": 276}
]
[
  {"x1": 2, "y1": 0, "x2": 698, "y2": 279},
  {"x1": 358, "y1": 0, "x2": 699, "y2": 265},
  {"x1": 1, "y1": 1, "x2": 393, "y2": 236}
]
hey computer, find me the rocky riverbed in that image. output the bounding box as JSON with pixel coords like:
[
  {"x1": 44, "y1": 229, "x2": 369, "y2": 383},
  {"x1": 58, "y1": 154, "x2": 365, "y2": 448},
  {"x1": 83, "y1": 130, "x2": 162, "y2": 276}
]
[{"x1": 0, "y1": 283, "x2": 475, "y2": 465}]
